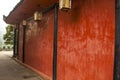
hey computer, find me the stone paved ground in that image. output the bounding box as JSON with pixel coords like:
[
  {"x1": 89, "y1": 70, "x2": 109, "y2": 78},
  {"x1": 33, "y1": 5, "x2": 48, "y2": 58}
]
[{"x1": 0, "y1": 51, "x2": 44, "y2": 80}]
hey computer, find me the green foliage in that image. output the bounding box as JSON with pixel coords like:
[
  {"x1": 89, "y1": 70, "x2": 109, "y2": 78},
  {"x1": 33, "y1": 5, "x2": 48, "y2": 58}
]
[{"x1": 3, "y1": 25, "x2": 14, "y2": 45}]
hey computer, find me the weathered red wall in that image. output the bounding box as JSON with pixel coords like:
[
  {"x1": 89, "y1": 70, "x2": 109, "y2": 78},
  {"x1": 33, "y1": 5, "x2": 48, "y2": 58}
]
[
  {"x1": 18, "y1": 25, "x2": 23, "y2": 62},
  {"x1": 25, "y1": 11, "x2": 54, "y2": 78},
  {"x1": 19, "y1": 0, "x2": 115, "y2": 80},
  {"x1": 57, "y1": 0, "x2": 115, "y2": 80}
]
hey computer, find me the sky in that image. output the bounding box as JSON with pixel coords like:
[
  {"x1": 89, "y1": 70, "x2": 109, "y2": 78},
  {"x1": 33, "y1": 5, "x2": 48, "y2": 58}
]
[{"x1": 0, "y1": 0, "x2": 20, "y2": 43}]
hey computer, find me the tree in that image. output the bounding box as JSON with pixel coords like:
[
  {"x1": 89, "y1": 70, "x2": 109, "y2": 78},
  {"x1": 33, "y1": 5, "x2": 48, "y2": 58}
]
[{"x1": 3, "y1": 25, "x2": 14, "y2": 45}]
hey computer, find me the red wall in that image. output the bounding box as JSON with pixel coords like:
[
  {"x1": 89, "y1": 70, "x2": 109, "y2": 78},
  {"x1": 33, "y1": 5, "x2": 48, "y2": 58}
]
[
  {"x1": 57, "y1": 0, "x2": 115, "y2": 80},
  {"x1": 25, "y1": 11, "x2": 54, "y2": 78},
  {"x1": 18, "y1": 25, "x2": 23, "y2": 62},
  {"x1": 18, "y1": 0, "x2": 115, "y2": 80}
]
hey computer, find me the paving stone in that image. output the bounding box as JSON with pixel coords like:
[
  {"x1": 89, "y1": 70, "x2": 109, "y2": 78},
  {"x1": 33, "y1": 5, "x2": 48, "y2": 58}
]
[{"x1": 0, "y1": 51, "x2": 43, "y2": 80}]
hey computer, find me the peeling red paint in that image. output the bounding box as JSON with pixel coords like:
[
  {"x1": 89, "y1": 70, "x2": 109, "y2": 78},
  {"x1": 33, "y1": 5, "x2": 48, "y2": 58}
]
[{"x1": 57, "y1": 0, "x2": 115, "y2": 80}]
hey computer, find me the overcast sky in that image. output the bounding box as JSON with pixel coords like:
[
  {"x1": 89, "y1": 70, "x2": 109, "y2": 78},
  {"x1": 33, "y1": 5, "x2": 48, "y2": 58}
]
[{"x1": 0, "y1": 0, "x2": 20, "y2": 36}]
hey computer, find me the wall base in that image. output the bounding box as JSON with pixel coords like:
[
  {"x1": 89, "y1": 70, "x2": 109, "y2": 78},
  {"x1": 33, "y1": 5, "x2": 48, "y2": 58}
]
[{"x1": 13, "y1": 58, "x2": 52, "y2": 80}]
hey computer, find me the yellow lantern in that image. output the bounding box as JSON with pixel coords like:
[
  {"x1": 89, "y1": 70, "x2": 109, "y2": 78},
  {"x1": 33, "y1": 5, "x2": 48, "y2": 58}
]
[
  {"x1": 59, "y1": 0, "x2": 71, "y2": 11},
  {"x1": 22, "y1": 20, "x2": 27, "y2": 26},
  {"x1": 34, "y1": 11, "x2": 42, "y2": 21}
]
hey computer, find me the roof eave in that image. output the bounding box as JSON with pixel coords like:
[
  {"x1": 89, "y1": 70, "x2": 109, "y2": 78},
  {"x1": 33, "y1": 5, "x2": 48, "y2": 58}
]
[{"x1": 3, "y1": 0, "x2": 24, "y2": 24}]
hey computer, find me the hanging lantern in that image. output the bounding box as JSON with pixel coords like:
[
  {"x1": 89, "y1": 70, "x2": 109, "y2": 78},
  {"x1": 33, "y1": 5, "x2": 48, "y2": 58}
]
[
  {"x1": 13, "y1": 25, "x2": 16, "y2": 29},
  {"x1": 10, "y1": 26, "x2": 14, "y2": 31},
  {"x1": 14, "y1": 24, "x2": 19, "y2": 29},
  {"x1": 34, "y1": 11, "x2": 42, "y2": 21},
  {"x1": 59, "y1": 0, "x2": 71, "y2": 11},
  {"x1": 22, "y1": 20, "x2": 27, "y2": 26}
]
